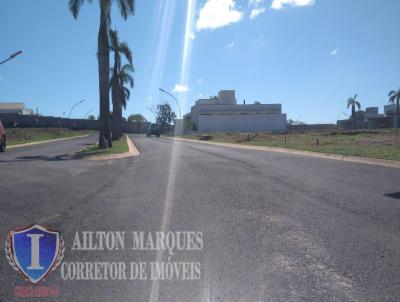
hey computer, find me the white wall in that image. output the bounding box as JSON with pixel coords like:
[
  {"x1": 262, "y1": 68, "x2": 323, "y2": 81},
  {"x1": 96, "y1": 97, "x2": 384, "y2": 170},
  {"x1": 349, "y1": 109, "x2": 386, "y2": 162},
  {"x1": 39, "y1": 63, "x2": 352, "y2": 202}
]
[
  {"x1": 191, "y1": 104, "x2": 282, "y2": 125},
  {"x1": 198, "y1": 113, "x2": 287, "y2": 133}
]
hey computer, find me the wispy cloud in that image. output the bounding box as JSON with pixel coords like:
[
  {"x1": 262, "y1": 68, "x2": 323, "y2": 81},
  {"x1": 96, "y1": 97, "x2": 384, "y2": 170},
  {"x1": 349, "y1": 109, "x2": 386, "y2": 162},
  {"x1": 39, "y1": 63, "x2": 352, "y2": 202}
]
[
  {"x1": 249, "y1": 0, "x2": 266, "y2": 19},
  {"x1": 250, "y1": 7, "x2": 266, "y2": 18},
  {"x1": 172, "y1": 84, "x2": 190, "y2": 93},
  {"x1": 196, "y1": 0, "x2": 243, "y2": 31},
  {"x1": 271, "y1": 0, "x2": 315, "y2": 10},
  {"x1": 148, "y1": 96, "x2": 153, "y2": 101},
  {"x1": 227, "y1": 41, "x2": 235, "y2": 50},
  {"x1": 331, "y1": 49, "x2": 338, "y2": 56},
  {"x1": 0, "y1": 76, "x2": 3, "y2": 81},
  {"x1": 197, "y1": 77, "x2": 203, "y2": 84},
  {"x1": 187, "y1": 31, "x2": 196, "y2": 40}
]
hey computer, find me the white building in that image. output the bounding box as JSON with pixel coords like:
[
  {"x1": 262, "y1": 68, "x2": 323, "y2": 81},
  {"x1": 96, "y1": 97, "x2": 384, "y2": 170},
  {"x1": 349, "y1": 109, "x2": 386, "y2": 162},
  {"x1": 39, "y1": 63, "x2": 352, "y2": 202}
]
[
  {"x1": 0, "y1": 103, "x2": 34, "y2": 115},
  {"x1": 184, "y1": 90, "x2": 287, "y2": 133},
  {"x1": 384, "y1": 103, "x2": 399, "y2": 127}
]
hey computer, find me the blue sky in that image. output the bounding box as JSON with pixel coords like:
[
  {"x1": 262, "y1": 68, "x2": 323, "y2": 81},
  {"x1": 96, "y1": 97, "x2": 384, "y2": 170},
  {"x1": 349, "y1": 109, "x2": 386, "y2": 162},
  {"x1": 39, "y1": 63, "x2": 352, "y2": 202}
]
[{"x1": 0, "y1": 0, "x2": 399, "y2": 123}]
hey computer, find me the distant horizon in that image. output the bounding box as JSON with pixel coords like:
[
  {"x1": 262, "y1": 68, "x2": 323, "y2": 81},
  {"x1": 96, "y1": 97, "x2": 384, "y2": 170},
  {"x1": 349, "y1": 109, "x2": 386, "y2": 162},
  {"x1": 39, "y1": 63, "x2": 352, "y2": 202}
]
[{"x1": 1, "y1": 0, "x2": 399, "y2": 124}]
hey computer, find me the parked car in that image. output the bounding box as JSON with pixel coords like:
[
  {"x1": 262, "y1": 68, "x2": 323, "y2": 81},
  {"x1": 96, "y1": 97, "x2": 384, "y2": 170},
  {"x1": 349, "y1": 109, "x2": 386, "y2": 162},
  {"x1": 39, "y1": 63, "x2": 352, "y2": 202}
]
[
  {"x1": 0, "y1": 120, "x2": 6, "y2": 152},
  {"x1": 146, "y1": 123, "x2": 161, "y2": 137}
]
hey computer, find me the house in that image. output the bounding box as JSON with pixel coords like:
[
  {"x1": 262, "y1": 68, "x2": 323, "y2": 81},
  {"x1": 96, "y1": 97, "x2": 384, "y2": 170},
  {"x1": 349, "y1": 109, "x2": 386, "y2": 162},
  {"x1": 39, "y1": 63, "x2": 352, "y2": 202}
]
[
  {"x1": 0, "y1": 103, "x2": 34, "y2": 115},
  {"x1": 337, "y1": 105, "x2": 395, "y2": 129},
  {"x1": 184, "y1": 90, "x2": 287, "y2": 133}
]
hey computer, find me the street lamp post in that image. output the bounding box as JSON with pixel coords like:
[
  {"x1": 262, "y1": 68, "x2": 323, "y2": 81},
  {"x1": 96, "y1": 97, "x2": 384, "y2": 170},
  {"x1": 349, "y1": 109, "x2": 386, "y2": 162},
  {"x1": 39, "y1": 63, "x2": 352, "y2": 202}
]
[
  {"x1": 158, "y1": 88, "x2": 182, "y2": 119},
  {"x1": 84, "y1": 109, "x2": 94, "y2": 119},
  {"x1": 0, "y1": 50, "x2": 23, "y2": 65},
  {"x1": 69, "y1": 99, "x2": 86, "y2": 119}
]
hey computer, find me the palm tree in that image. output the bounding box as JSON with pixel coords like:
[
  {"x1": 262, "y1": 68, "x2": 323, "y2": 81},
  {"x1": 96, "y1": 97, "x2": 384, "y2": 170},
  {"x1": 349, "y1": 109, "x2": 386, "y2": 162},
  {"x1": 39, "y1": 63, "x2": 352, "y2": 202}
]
[
  {"x1": 69, "y1": 0, "x2": 135, "y2": 148},
  {"x1": 389, "y1": 89, "x2": 400, "y2": 129},
  {"x1": 347, "y1": 94, "x2": 361, "y2": 130},
  {"x1": 111, "y1": 64, "x2": 134, "y2": 139},
  {"x1": 109, "y1": 29, "x2": 133, "y2": 140}
]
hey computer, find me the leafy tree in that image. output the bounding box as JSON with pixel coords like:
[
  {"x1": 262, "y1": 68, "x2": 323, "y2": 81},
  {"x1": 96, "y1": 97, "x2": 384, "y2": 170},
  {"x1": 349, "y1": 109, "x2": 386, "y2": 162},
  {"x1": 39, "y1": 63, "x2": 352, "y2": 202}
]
[
  {"x1": 69, "y1": 0, "x2": 135, "y2": 148},
  {"x1": 128, "y1": 113, "x2": 147, "y2": 132},
  {"x1": 128, "y1": 114, "x2": 147, "y2": 123},
  {"x1": 389, "y1": 89, "x2": 400, "y2": 129},
  {"x1": 183, "y1": 117, "x2": 196, "y2": 131},
  {"x1": 156, "y1": 104, "x2": 176, "y2": 132},
  {"x1": 109, "y1": 29, "x2": 133, "y2": 140},
  {"x1": 347, "y1": 94, "x2": 361, "y2": 130},
  {"x1": 88, "y1": 115, "x2": 96, "y2": 120}
]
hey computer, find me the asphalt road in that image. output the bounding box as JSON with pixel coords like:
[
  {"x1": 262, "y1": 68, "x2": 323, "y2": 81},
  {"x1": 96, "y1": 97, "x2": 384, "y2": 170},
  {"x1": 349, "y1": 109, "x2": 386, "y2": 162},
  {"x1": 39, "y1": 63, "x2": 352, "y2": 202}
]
[{"x1": 0, "y1": 135, "x2": 399, "y2": 301}]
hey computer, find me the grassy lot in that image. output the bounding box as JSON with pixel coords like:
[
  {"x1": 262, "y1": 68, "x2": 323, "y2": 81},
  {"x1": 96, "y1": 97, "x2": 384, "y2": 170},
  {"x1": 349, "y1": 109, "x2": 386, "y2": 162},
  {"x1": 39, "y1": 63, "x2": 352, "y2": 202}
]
[
  {"x1": 75, "y1": 135, "x2": 129, "y2": 157},
  {"x1": 6, "y1": 128, "x2": 96, "y2": 146},
  {"x1": 184, "y1": 129, "x2": 400, "y2": 161}
]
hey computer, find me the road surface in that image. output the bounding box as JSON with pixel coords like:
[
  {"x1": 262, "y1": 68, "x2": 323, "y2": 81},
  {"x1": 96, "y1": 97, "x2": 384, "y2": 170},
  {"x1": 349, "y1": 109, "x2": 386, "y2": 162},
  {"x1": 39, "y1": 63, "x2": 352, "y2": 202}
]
[{"x1": 0, "y1": 135, "x2": 399, "y2": 301}]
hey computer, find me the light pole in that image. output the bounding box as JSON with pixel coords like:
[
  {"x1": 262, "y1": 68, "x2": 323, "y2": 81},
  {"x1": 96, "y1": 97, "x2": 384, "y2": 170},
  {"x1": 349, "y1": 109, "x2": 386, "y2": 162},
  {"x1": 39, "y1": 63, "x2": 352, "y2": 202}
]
[
  {"x1": 337, "y1": 111, "x2": 349, "y2": 121},
  {"x1": 69, "y1": 99, "x2": 85, "y2": 119},
  {"x1": 84, "y1": 108, "x2": 94, "y2": 119},
  {"x1": 159, "y1": 88, "x2": 182, "y2": 119},
  {"x1": 0, "y1": 50, "x2": 23, "y2": 65}
]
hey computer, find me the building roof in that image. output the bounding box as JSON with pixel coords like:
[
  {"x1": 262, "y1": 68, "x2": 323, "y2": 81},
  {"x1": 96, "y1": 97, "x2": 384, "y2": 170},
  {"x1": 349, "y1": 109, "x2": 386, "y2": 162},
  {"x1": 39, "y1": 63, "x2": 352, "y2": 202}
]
[{"x1": 0, "y1": 103, "x2": 26, "y2": 110}]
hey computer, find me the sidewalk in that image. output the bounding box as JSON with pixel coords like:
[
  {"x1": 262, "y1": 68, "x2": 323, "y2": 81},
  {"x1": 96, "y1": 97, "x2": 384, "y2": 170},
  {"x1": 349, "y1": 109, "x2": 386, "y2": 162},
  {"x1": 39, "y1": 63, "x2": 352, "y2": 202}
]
[
  {"x1": 8, "y1": 135, "x2": 90, "y2": 149},
  {"x1": 170, "y1": 137, "x2": 400, "y2": 169}
]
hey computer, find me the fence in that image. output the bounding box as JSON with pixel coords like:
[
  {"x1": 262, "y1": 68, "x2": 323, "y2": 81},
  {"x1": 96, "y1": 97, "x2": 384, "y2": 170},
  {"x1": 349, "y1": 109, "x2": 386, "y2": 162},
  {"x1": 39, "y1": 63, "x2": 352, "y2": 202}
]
[
  {"x1": 0, "y1": 113, "x2": 147, "y2": 133},
  {"x1": 287, "y1": 124, "x2": 337, "y2": 132}
]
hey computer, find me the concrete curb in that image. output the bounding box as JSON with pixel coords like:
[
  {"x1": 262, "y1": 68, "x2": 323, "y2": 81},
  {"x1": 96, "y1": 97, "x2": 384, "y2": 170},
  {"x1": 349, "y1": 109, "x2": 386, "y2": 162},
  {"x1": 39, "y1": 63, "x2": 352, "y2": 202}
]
[
  {"x1": 169, "y1": 137, "x2": 400, "y2": 169},
  {"x1": 86, "y1": 136, "x2": 140, "y2": 161},
  {"x1": 8, "y1": 135, "x2": 90, "y2": 149}
]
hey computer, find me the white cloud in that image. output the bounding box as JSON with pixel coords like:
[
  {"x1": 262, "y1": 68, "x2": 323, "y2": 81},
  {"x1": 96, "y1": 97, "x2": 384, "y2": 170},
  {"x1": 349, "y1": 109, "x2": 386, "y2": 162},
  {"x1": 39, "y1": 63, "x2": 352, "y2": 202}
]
[
  {"x1": 187, "y1": 31, "x2": 196, "y2": 40},
  {"x1": 331, "y1": 49, "x2": 338, "y2": 56},
  {"x1": 197, "y1": 77, "x2": 203, "y2": 84},
  {"x1": 172, "y1": 84, "x2": 189, "y2": 93},
  {"x1": 271, "y1": 0, "x2": 315, "y2": 10},
  {"x1": 196, "y1": 0, "x2": 243, "y2": 31},
  {"x1": 250, "y1": 7, "x2": 266, "y2": 18},
  {"x1": 249, "y1": 0, "x2": 266, "y2": 19},
  {"x1": 148, "y1": 96, "x2": 153, "y2": 101},
  {"x1": 227, "y1": 41, "x2": 235, "y2": 50}
]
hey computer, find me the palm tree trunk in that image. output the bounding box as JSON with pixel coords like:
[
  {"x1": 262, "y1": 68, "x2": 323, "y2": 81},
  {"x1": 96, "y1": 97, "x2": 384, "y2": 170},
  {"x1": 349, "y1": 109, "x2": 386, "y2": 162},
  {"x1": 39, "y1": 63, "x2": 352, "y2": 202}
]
[
  {"x1": 352, "y1": 105, "x2": 356, "y2": 130},
  {"x1": 97, "y1": 8, "x2": 111, "y2": 148},
  {"x1": 117, "y1": 99, "x2": 123, "y2": 139},
  {"x1": 111, "y1": 75, "x2": 120, "y2": 140}
]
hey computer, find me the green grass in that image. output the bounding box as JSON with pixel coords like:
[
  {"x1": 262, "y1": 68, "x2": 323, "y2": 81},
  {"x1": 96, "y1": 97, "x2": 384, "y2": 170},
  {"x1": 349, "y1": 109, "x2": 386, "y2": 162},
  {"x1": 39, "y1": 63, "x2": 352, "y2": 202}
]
[
  {"x1": 183, "y1": 129, "x2": 400, "y2": 161},
  {"x1": 6, "y1": 128, "x2": 96, "y2": 146},
  {"x1": 75, "y1": 135, "x2": 129, "y2": 157}
]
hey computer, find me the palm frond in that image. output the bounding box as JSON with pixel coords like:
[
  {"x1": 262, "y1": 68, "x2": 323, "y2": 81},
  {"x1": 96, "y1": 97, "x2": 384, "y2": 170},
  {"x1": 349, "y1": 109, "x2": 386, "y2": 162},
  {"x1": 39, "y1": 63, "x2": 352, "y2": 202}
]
[
  {"x1": 389, "y1": 90, "x2": 396, "y2": 103},
  {"x1": 123, "y1": 87, "x2": 130, "y2": 100},
  {"x1": 120, "y1": 71, "x2": 134, "y2": 88},
  {"x1": 355, "y1": 101, "x2": 361, "y2": 110},
  {"x1": 109, "y1": 28, "x2": 119, "y2": 50},
  {"x1": 121, "y1": 63, "x2": 134, "y2": 74},
  {"x1": 121, "y1": 87, "x2": 130, "y2": 108},
  {"x1": 69, "y1": 0, "x2": 90, "y2": 19},
  {"x1": 347, "y1": 98, "x2": 353, "y2": 108},
  {"x1": 118, "y1": 0, "x2": 135, "y2": 20},
  {"x1": 119, "y1": 42, "x2": 133, "y2": 65}
]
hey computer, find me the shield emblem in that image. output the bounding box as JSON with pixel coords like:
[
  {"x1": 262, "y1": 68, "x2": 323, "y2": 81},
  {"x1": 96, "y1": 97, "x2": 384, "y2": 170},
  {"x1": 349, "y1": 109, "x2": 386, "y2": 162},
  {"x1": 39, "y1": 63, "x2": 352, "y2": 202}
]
[{"x1": 10, "y1": 224, "x2": 60, "y2": 284}]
